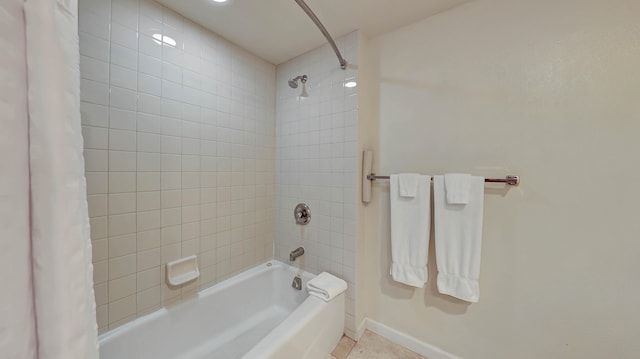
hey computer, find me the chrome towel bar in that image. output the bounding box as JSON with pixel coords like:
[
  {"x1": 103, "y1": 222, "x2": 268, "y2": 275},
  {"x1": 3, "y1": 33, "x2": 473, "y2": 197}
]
[{"x1": 366, "y1": 174, "x2": 520, "y2": 186}]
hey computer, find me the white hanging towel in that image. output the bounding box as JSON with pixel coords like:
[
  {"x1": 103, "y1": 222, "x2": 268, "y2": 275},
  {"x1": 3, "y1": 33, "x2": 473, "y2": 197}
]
[
  {"x1": 444, "y1": 173, "x2": 472, "y2": 204},
  {"x1": 390, "y1": 174, "x2": 431, "y2": 287},
  {"x1": 433, "y1": 175, "x2": 485, "y2": 302}
]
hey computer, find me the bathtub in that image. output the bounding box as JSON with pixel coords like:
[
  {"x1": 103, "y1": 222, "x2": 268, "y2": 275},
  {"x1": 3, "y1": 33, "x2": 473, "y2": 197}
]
[{"x1": 98, "y1": 260, "x2": 345, "y2": 359}]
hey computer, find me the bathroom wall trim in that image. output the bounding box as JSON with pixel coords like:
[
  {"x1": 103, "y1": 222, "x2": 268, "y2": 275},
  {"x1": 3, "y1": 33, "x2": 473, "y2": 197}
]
[{"x1": 358, "y1": 318, "x2": 462, "y2": 359}]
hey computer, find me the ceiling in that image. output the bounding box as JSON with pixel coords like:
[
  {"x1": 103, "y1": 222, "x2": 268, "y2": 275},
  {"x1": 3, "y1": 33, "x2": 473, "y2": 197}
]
[{"x1": 155, "y1": 0, "x2": 471, "y2": 65}]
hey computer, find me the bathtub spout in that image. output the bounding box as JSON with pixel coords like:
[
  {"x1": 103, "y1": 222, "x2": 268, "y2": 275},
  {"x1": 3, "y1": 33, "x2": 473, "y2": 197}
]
[{"x1": 289, "y1": 247, "x2": 305, "y2": 262}]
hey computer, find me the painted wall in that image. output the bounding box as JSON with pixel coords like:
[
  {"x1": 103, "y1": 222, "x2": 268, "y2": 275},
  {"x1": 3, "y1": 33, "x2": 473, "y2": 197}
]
[
  {"x1": 362, "y1": 0, "x2": 640, "y2": 357},
  {"x1": 274, "y1": 32, "x2": 359, "y2": 337},
  {"x1": 79, "y1": 0, "x2": 275, "y2": 333}
]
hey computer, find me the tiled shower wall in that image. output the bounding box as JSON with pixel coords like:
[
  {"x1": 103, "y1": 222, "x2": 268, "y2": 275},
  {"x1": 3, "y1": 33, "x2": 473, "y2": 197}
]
[
  {"x1": 79, "y1": 0, "x2": 276, "y2": 333},
  {"x1": 275, "y1": 32, "x2": 359, "y2": 337}
]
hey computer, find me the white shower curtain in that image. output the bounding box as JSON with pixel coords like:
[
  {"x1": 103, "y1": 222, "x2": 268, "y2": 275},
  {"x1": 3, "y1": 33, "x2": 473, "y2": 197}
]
[{"x1": 0, "y1": 0, "x2": 99, "y2": 358}]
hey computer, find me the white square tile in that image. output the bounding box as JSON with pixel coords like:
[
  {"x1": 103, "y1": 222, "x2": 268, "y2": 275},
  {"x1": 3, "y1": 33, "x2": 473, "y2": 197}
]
[
  {"x1": 109, "y1": 107, "x2": 137, "y2": 131},
  {"x1": 182, "y1": 221, "x2": 200, "y2": 240},
  {"x1": 137, "y1": 191, "x2": 161, "y2": 212},
  {"x1": 81, "y1": 79, "x2": 109, "y2": 106},
  {"x1": 137, "y1": 210, "x2": 161, "y2": 232},
  {"x1": 137, "y1": 132, "x2": 161, "y2": 152},
  {"x1": 109, "y1": 150, "x2": 137, "y2": 171},
  {"x1": 94, "y1": 282, "x2": 108, "y2": 306},
  {"x1": 139, "y1": 33, "x2": 162, "y2": 59},
  {"x1": 182, "y1": 138, "x2": 200, "y2": 155},
  {"x1": 161, "y1": 225, "x2": 181, "y2": 246},
  {"x1": 161, "y1": 190, "x2": 182, "y2": 208},
  {"x1": 111, "y1": 43, "x2": 138, "y2": 71},
  {"x1": 181, "y1": 120, "x2": 200, "y2": 138},
  {"x1": 109, "y1": 254, "x2": 137, "y2": 280},
  {"x1": 139, "y1": 54, "x2": 162, "y2": 78},
  {"x1": 137, "y1": 267, "x2": 160, "y2": 291},
  {"x1": 84, "y1": 149, "x2": 108, "y2": 171},
  {"x1": 86, "y1": 172, "x2": 109, "y2": 195},
  {"x1": 109, "y1": 172, "x2": 136, "y2": 193},
  {"x1": 161, "y1": 243, "x2": 181, "y2": 266},
  {"x1": 109, "y1": 233, "x2": 136, "y2": 258},
  {"x1": 81, "y1": 56, "x2": 109, "y2": 83},
  {"x1": 162, "y1": 172, "x2": 182, "y2": 191},
  {"x1": 182, "y1": 205, "x2": 200, "y2": 224},
  {"x1": 162, "y1": 80, "x2": 182, "y2": 102},
  {"x1": 110, "y1": 86, "x2": 137, "y2": 111},
  {"x1": 79, "y1": 10, "x2": 110, "y2": 40},
  {"x1": 183, "y1": 69, "x2": 200, "y2": 90},
  {"x1": 108, "y1": 192, "x2": 136, "y2": 215},
  {"x1": 111, "y1": 0, "x2": 139, "y2": 30},
  {"x1": 137, "y1": 172, "x2": 161, "y2": 191},
  {"x1": 109, "y1": 213, "x2": 137, "y2": 237},
  {"x1": 137, "y1": 152, "x2": 160, "y2": 172},
  {"x1": 110, "y1": 65, "x2": 138, "y2": 91},
  {"x1": 109, "y1": 129, "x2": 137, "y2": 151},
  {"x1": 182, "y1": 172, "x2": 200, "y2": 189},
  {"x1": 109, "y1": 274, "x2": 137, "y2": 302},
  {"x1": 111, "y1": 22, "x2": 138, "y2": 50},
  {"x1": 162, "y1": 61, "x2": 182, "y2": 83},
  {"x1": 161, "y1": 135, "x2": 182, "y2": 153},
  {"x1": 162, "y1": 45, "x2": 183, "y2": 66},
  {"x1": 137, "y1": 286, "x2": 161, "y2": 312},
  {"x1": 88, "y1": 194, "x2": 108, "y2": 217},
  {"x1": 108, "y1": 294, "x2": 136, "y2": 323},
  {"x1": 80, "y1": 32, "x2": 110, "y2": 62},
  {"x1": 181, "y1": 155, "x2": 200, "y2": 171},
  {"x1": 181, "y1": 239, "x2": 199, "y2": 257},
  {"x1": 161, "y1": 99, "x2": 182, "y2": 119},
  {"x1": 161, "y1": 154, "x2": 181, "y2": 171},
  {"x1": 82, "y1": 126, "x2": 109, "y2": 150},
  {"x1": 138, "y1": 73, "x2": 161, "y2": 96},
  {"x1": 137, "y1": 114, "x2": 163, "y2": 136},
  {"x1": 81, "y1": 102, "x2": 109, "y2": 128},
  {"x1": 137, "y1": 248, "x2": 160, "y2": 271},
  {"x1": 137, "y1": 229, "x2": 160, "y2": 251},
  {"x1": 93, "y1": 260, "x2": 108, "y2": 284},
  {"x1": 161, "y1": 207, "x2": 182, "y2": 227},
  {"x1": 92, "y1": 238, "x2": 108, "y2": 262}
]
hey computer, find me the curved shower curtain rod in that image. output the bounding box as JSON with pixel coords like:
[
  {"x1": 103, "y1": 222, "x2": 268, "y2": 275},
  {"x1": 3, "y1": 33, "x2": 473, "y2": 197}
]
[{"x1": 294, "y1": 0, "x2": 348, "y2": 70}]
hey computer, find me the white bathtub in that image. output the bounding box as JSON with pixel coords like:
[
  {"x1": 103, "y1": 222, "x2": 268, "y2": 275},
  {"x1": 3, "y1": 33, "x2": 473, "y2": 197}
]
[{"x1": 98, "y1": 261, "x2": 345, "y2": 359}]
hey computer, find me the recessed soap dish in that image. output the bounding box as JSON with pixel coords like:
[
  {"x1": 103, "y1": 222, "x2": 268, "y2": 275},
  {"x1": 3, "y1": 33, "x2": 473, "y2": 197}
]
[{"x1": 166, "y1": 255, "x2": 200, "y2": 286}]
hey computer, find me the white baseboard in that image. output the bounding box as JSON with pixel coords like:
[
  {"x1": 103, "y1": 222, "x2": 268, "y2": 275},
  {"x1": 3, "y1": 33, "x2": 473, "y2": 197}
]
[{"x1": 360, "y1": 318, "x2": 462, "y2": 359}]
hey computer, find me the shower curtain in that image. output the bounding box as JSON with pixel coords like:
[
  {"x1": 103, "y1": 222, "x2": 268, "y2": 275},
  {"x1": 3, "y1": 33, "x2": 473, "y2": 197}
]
[{"x1": 0, "y1": 0, "x2": 98, "y2": 358}]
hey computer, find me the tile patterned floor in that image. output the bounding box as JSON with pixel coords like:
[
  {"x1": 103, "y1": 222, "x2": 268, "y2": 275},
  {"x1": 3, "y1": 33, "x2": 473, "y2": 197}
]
[{"x1": 328, "y1": 330, "x2": 427, "y2": 359}]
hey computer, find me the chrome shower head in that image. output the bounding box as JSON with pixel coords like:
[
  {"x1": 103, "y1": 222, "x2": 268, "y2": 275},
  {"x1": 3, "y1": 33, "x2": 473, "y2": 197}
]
[{"x1": 288, "y1": 75, "x2": 307, "y2": 89}]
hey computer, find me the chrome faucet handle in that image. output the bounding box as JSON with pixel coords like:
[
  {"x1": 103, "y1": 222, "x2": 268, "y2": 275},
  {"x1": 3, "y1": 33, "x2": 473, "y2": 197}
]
[{"x1": 294, "y1": 203, "x2": 311, "y2": 225}]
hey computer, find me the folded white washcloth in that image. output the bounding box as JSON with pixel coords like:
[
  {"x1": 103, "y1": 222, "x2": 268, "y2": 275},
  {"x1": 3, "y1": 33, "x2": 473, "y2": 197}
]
[
  {"x1": 398, "y1": 173, "x2": 420, "y2": 198},
  {"x1": 306, "y1": 272, "x2": 348, "y2": 302},
  {"x1": 390, "y1": 174, "x2": 431, "y2": 287},
  {"x1": 444, "y1": 173, "x2": 472, "y2": 204}
]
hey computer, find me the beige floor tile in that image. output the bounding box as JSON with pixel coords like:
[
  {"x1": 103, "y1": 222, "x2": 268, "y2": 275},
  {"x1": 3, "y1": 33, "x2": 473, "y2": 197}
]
[
  {"x1": 331, "y1": 335, "x2": 357, "y2": 359},
  {"x1": 346, "y1": 330, "x2": 427, "y2": 359}
]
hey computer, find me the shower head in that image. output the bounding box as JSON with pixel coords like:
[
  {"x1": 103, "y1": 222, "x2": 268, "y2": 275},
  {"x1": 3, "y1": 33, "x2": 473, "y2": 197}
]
[{"x1": 288, "y1": 75, "x2": 307, "y2": 89}]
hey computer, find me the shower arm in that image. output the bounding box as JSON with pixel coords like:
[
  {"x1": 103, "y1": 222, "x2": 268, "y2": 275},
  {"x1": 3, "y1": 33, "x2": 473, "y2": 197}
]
[{"x1": 294, "y1": 0, "x2": 348, "y2": 70}]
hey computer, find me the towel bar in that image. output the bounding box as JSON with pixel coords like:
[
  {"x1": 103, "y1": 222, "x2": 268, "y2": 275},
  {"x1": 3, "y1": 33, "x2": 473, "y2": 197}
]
[{"x1": 366, "y1": 174, "x2": 520, "y2": 186}]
